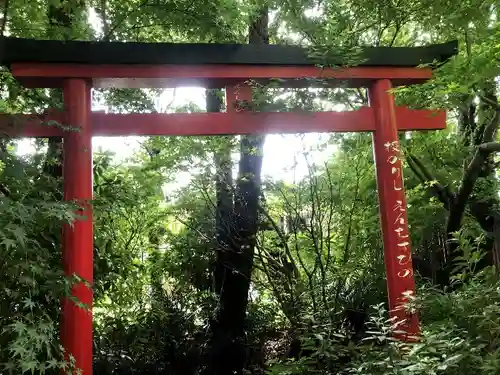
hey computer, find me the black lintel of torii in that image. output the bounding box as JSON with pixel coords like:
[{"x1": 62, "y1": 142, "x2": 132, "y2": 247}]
[{"x1": 0, "y1": 37, "x2": 458, "y2": 68}]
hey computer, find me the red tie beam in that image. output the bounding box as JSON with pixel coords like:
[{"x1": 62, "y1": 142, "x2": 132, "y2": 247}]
[{"x1": 0, "y1": 37, "x2": 457, "y2": 374}]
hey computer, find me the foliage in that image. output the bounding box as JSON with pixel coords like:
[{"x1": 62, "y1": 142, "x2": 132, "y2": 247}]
[
  {"x1": 0, "y1": 148, "x2": 77, "y2": 374},
  {"x1": 347, "y1": 266, "x2": 500, "y2": 375},
  {"x1": 93, "y1": 287, "x2": 203, "y2": 375},
  {"x1": 0, "y1": 0, "x2": 499, "y2": 374},
  {"x1": 266, "y1": 266, "x2": 500, "y2": 375}
]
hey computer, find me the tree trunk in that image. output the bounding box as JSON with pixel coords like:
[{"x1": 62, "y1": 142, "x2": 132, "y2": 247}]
[
  {"x1": 209, "y1": 89, "x2": 234, "y2": 296},
  {"x1": 492, "y1": 215, "x2": 500, "y2": 271},
  {"x1": 408, "y1": 80, "x2": 499, "y2": 286},
  {"x1": 44, "y1": 0, "x2": 83, "y2": 182},
  {"x1": 446, "y1": 82, "x2": 499, "y2": 250},
  {"x1": 203, "y1": 7, "x2": 269, "y2": 375}
]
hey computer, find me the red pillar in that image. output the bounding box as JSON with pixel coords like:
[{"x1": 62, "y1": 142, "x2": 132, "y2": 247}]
[
  {"x1": 369, "y1": 79, "x2": 419, "y2": 339},
  {"x1": 62, "y1": 79, "x2": 93, "y2": 374}
]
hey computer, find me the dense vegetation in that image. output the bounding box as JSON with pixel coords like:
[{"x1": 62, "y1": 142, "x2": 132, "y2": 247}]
[{"x1": 0, "y1": 0, "x2": 499, "y2": 374}]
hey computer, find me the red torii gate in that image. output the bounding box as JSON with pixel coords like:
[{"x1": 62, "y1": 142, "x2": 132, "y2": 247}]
[{"x1": 0, "y1": 37, "x2": 457, "y2": 374}]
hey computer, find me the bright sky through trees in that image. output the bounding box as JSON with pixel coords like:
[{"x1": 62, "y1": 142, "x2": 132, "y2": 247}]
[{"x1": 16, "y1": 85, "x2": 334, "y2": 185}]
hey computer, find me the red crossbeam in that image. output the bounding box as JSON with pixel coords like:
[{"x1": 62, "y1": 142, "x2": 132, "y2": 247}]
[
  {"x1": 11, "y1": 63, "x2": 433, "y2": 89},
  {"x1": 0, "y1": 107, "x2": 444, "y2": 138}
]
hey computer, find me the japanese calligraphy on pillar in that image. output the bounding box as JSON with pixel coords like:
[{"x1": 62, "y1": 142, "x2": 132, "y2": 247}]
[
  {"x1": 384, "y1": 140, "x2": 416, "y2": 333},
  {"x1": 229, "y1": 82, "x2": 253, "y2": 113}
]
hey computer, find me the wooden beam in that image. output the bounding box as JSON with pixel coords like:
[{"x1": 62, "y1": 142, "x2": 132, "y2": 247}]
[
  {"x1": 0, "y1": 107, "x2": 445, "y2": 138},
  {"x1": 11, "y1": 63, "x2": 433, "y2": 89},
  {"x1": 0, "y1": 37, "x2": 458, "y2": 67}
]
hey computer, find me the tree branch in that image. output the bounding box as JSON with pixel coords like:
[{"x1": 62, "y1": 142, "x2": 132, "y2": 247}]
[
  {"x1": 478, "y1": 142, "x2": 500, "y2": 153},
  {"x1": 407, "y1": 153, "x2": 454, "y2": 210},
  {"x1": 480, "y1": 103, "x2": 500, "y2": 143},
  {"x1": 477, "y1": 93, "x2": 500, "y2": 111},
  {"x1": 258, "y1": 205, "x2": 299, "y2": 278},
  {"x1": 447, "y1": 110, "x2": 500, "y2": 234},
  {"x1": 254, "y1": 243, "x2": 297, "y2": 326}
]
